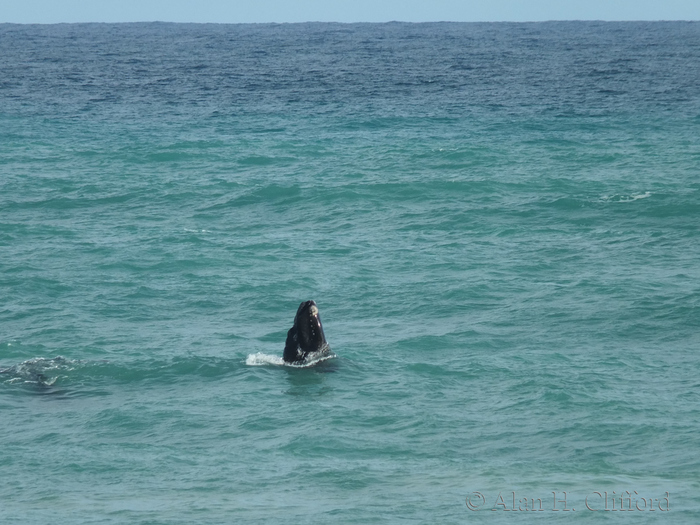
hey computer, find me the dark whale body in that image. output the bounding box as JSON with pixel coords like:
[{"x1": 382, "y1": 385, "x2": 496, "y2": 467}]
[{"x1": 283, "y1": 300, "x2": 331, "y2": 364}]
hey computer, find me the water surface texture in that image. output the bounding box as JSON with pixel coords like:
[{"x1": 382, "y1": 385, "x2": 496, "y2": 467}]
[{"x1": 1, "y1": 21, "x2": 700, "y2": 523}]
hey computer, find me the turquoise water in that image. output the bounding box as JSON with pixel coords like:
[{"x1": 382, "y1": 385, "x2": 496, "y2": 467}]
[{"x1": 1, "y1": 22, "x2": 700, "y2": 523}]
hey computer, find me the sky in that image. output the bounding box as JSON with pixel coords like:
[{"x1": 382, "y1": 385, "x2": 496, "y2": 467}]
[{"x1": 2, "y1": 0, "x2": 700, "y2": 24}]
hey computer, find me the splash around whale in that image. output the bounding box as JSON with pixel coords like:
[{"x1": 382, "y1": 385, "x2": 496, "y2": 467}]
[{"x1": 246, "y1": 300, "x2": 335, "y2": 367}]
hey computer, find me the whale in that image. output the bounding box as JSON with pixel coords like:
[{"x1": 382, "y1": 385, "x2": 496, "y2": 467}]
[{"x1": 283, "y1": 300, "x2": 331, "y2": 364}]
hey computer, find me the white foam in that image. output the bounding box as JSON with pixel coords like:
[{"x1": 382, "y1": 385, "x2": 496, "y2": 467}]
[
  {"x1": 245, "y1": 351, "x2": 336, "y2": 368},
  {"x1": 245, "y1": 353, "x2": 285, "y2": 366},
  {"x1": 601, "y1": 192, "x2": 651, "y2": 203}
]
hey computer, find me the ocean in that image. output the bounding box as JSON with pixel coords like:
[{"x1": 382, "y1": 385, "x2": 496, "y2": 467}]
[{"x1": 1, "y1": 21, "x2": 699, "y2": 523}]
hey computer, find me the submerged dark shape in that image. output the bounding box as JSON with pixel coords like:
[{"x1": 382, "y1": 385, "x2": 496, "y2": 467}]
[
  {"x1": 0, "y1": 356, "x2": 66, "y2": 389},
  {"x1": 283, "y1": 300, "x2": 331, "y2": 364}
]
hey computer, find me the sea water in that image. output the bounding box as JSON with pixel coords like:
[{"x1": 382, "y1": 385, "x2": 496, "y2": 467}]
[{"x1": 1, "y1": 21, "x2": 699, "y2": 523}]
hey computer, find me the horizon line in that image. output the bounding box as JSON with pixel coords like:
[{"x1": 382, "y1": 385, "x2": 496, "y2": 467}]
[{"x1": 2, "y1": 19, "x2": 700, "y2": 25}]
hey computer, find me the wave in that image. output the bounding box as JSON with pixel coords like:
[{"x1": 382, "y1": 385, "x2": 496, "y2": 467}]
[
  {"x1": 0, "y1": 354, "x2": 243, "y2": 393},
  {"x1": 0, "y1": 350, "x2": 339, "y2": 394}
]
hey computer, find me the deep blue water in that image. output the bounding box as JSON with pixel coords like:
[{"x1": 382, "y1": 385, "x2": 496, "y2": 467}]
[{"x1": 1, "y1": 21, "x2": 700, "y2": 523}]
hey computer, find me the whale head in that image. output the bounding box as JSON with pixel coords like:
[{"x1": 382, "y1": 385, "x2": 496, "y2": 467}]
[{"x1": 283, "y1": 300, "x2": 330, "y2": 363}]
